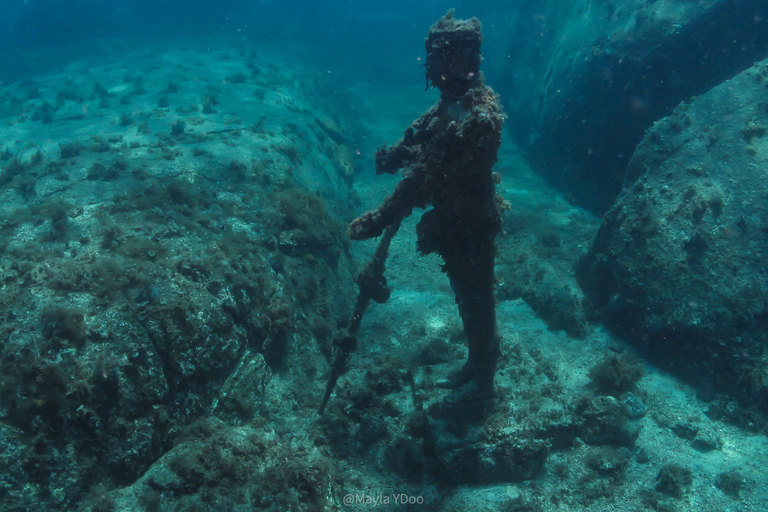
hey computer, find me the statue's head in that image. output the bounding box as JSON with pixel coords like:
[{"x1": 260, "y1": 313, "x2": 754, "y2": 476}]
[{"x1": 424, "y1": 11, "x2": 483, "y2": 98}]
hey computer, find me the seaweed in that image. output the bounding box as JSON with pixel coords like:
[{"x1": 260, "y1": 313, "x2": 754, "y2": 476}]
[
  {"x1": 0, "y1": 157, "x2": 26, "y2": 187},
  {"x1": 60, "y1": 141, "x2": 84, "y2": 159},
  {"x1": 715, "y1": 470, "x2": 746, "y2": 498},
  {"x1": 225, "y1": 71, "x2": 248, "y2": 83},
  {"x1": 201, "y1": 95, "x2": 218, "y2": 114},
  {"x1": 171, "y1": 120, "x2": 185, "y2": 135},
  {"x1": 41, "y1": 306, "x2": 87, "y2": 347},
  {"x1": 42, "y1": 199, "x2": 72, "y2": 242},
  {"x1": 588, "y1": 353, "x2": 644, "y2": 395},
  {"x1": 164, "y1": 81, "x2": 180, "y2": 94},
  {"x1": 93, "y1": 82, "x2": 110, "y2": 99},
  {"x1": 132, "y1": 76, "x2": 146, "y2": 95},
  {"x1": 655, "y1": 463, "x2": 693, "y2": 499},
  {"x1": 38, "y1": 101, "x2": 55, "y2": 124},
  {"x1": 119, "y1": 112, "x2": 132, "y2": 126}
]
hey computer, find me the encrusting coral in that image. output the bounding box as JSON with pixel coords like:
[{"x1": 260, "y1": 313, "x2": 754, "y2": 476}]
[{"x1": 348, "y1": 10, "x2": 506, "y2": 395}]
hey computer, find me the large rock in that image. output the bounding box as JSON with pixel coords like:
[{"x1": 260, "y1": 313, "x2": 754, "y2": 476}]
[
  {"x1": 0, "y1": 47, "x2": 357, "y2": 509},
  {"x1": 577, "y1": 57, "x2": 768, "y2": 412},
  {"x1": 490, "y1": 0, "x2": 768, "y2": 211}
]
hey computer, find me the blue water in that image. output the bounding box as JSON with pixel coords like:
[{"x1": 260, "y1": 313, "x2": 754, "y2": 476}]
[{"x1": 0, "y1": 1, "x2": 511, "y2": 85}]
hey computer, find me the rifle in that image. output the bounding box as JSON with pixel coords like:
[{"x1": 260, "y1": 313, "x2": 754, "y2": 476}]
[{"x1": 318, "y1": 218, "x2": 401, "y2": 414}]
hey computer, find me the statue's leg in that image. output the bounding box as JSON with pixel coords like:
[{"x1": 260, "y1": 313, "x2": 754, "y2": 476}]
[
  {"x1": 442, "y1": 239, "x2": 501, "y2": 394},
  {"x1": 418, "y1": 206, "x2": 501, "y2": 395}
]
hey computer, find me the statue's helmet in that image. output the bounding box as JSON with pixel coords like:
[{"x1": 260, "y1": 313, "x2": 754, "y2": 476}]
[{"x1": 424, "y1": 11, "x2": 483, "y2": 96}]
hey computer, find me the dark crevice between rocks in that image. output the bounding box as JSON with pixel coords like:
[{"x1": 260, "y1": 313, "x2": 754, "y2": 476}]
[{"x1": 520, "y1": 0, "x2": 768, "y2": 213}]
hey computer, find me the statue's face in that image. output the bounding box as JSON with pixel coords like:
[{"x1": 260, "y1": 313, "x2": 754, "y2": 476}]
[{"x1": 425, "y1": 29, "x2": 482, "y2": 96}]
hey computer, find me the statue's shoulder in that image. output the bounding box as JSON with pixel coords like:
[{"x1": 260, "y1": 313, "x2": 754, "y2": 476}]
[
  {"x1": 472, "y1": 85, "x2": 502, "y2": 111},
  {"x1": 463, "y1": 86, "x2": 502, "y2": 129}
]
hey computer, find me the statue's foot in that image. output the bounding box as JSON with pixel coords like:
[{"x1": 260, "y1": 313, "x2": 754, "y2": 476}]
[
  {"x1": 436, "y1": 363, "x2": 474, "y2": 389},
  {"x1": 437, "y1": 364, "x2": 495, "y2": 400}
]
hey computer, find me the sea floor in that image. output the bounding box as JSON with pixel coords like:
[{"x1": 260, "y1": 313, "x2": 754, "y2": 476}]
[
  {"x1": 352, "y1": 122, "x2": 768, "y2": 512},
  {"x1": 0, "y1": 39, "x2": 766, "y2": 512}
]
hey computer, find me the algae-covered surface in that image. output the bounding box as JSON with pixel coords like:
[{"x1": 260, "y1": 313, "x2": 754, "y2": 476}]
[{"x1": 0, "y1": 39, "x2": 767, "y2": 512}]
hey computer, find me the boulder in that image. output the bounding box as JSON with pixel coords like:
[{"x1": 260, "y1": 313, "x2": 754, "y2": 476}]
[{"x1": 578, "y1": 57, "x2": 768, "y2": 411}]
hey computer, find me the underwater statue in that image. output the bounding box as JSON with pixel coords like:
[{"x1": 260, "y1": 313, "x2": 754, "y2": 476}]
[{"x1": 348, "y1": 11, "x2": 505, "y2": 396}]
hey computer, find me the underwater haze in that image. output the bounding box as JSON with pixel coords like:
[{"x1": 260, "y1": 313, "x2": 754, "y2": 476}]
[
  {"x1": 1, "y1": 1, "x2": 768, "y2": 511},
  {"x1": 1, "y1": 1, "x2": 509, "y2": 83}
]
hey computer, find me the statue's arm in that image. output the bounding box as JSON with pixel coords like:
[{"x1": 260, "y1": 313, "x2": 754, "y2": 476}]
[
  {"x1": 374, "y1": 108, "x2": 438, "y2": 175},
  {"x1": 348, "y1": 165, "x2": 431, "y2": 240}
]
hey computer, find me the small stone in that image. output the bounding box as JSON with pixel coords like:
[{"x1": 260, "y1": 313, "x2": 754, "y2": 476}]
[
  {"x1": 670, "y1": 421, "x2": 698, "y2": 440},
  {"x1": 621, "y1": 392, "x2": 648, "y2": 418},
  {"x1": 691, "y1": 428, "x2": 721, "y2": 452}
]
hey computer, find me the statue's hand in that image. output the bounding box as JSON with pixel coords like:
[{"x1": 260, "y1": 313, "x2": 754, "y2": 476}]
[{"x1": 375, "y1": 144, "x2": 422, "y2": 175}]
